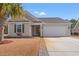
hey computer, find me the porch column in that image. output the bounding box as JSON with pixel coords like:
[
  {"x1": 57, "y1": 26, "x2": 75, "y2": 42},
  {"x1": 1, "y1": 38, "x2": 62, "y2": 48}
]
[{"x1": 40, "y1": 24, "x2": 43, "y2": 37}]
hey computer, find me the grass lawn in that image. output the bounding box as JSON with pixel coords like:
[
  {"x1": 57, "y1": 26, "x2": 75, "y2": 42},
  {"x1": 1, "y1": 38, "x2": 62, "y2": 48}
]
[{"x1": 0, "y1": 38, "x2": 41, "y2": 56}]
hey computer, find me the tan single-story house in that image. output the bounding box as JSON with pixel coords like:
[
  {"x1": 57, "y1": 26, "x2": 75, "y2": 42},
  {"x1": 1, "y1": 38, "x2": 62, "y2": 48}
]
[{"x1": 7, "y1": 11, "x2": 71, "y2": 37}]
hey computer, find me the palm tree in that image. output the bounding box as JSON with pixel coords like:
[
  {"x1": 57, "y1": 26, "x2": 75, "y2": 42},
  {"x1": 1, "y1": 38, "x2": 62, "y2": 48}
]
[{"x1": 0, "y1": 3, "x2": 24, "y2": 41}]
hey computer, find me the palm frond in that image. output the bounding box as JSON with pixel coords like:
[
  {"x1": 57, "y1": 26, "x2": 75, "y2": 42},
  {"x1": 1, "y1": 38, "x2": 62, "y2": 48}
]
[{"x1": 0, "y1": 3, "x2": 24, "y2": 21}]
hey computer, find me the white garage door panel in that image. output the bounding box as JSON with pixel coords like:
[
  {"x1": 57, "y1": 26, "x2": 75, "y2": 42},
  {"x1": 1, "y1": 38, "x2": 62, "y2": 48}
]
[{"x1": 43, "y1": 25, "x2": 68, "y2": 36}]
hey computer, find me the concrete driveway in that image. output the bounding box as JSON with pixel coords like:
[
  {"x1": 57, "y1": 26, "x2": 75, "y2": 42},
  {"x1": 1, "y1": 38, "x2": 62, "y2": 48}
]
[{"x1": 44, "y1": 37, "x2": 79, "y2": 56}]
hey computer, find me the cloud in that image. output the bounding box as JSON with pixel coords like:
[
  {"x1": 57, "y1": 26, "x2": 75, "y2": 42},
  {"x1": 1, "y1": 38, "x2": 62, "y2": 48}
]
[
  {"x1": 39, "y1": 12, "x2": 46, "y2": 16},
  {"x1": 34, "y1": 11, "x2": 46, "y2": 16}
]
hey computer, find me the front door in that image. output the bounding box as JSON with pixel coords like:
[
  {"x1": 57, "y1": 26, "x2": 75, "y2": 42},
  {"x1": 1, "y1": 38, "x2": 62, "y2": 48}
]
[{"x1": 32, "y1": 25, "x2": 40, "y2": 36}]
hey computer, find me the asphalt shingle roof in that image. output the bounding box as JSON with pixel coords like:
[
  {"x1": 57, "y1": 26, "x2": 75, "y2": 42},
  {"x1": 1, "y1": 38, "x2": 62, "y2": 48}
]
[{"x1": 38, "y1": 17, "x2": 69, "y2": 23}]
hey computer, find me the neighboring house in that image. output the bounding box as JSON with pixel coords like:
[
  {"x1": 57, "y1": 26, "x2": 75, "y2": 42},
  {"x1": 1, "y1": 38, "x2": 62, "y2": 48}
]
[
  {"x1": 7, "y1": 11, "x2": 71, "y2": 37},
  {"x1": 72, "y1": 20, "x2": 79, "y2": 35}
]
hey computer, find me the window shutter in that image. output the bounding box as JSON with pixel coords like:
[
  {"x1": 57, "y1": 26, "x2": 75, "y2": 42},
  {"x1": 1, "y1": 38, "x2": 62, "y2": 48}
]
[
  {"x1": 14, "y1": 24, "x2": 16, "y2": 33},
  {"x1": 22, "y1": 24, "x2": 24, "y2": 33}
]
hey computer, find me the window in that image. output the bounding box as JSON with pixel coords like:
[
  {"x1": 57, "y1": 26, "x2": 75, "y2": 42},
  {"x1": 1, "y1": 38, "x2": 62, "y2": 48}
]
[
  {"x1": 14, "y1": 24, "x2": 25, "y2": 33},
  {"x1": 17, "y1": 24, "x2": 22, "y2": 33}
]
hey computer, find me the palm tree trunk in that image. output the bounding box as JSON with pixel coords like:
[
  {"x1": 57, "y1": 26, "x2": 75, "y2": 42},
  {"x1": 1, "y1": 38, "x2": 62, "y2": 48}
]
[
  {"x1": 0, "y1": 17, "x2": 6, "y2": 42},
  {"x1": 0, "y1": 23, "x2": 4, "y2": 41}
]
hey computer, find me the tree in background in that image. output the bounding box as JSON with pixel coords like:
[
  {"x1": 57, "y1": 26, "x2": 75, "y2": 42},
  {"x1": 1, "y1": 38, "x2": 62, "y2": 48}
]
[
  {"x1": 69, "y1": 19, "x2": 77, "y2": 34},
  {"x1": 69, "y1": 19, "x2": 77, "y2": 29}
]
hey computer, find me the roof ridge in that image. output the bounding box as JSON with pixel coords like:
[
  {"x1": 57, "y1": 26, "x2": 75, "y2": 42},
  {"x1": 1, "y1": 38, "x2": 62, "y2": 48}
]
[{"x1": 38, "y1": 17, "x2": 63, "y2": 18}]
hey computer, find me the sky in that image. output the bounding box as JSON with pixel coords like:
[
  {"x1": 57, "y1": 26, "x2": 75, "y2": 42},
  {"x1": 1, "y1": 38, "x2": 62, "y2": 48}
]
[{"x1": 22, "y1": 3, "x2": 79, "y2": 20}]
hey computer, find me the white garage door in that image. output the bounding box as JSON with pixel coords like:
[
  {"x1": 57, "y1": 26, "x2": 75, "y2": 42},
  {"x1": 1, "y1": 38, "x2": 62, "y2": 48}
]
[{"x1": 43, "y1": 25, "x2": 69, "y2": 36}]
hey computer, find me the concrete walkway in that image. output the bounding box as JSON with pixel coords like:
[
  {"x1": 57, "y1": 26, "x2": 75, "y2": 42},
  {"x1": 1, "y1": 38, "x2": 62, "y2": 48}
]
[
  {"x1": 44, "y1": 37, "x2": 79, "y2": 56},
  {"x1": 39, "y1": 38, "x2": 49, "y2": 56}
]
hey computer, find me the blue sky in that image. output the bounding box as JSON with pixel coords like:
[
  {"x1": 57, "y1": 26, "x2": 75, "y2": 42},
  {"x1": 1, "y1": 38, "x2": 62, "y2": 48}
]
[{"x1": 22, "y1": 3, "x2": 79, "y2": 20}]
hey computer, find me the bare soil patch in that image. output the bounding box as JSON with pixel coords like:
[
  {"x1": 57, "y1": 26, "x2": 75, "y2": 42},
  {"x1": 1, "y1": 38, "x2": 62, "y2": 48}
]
[{"x1": 0, "y1": 38, "x2": 41, "y2": 56}]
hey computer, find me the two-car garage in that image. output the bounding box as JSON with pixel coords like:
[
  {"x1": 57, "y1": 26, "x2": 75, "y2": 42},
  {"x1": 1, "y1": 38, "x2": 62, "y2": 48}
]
[
  {"x1": 39, "y1": 17, "x2": 71, "y2": 37},
  {"x1": 42, "y1": 24, "x2": 70, "y2": 37}
]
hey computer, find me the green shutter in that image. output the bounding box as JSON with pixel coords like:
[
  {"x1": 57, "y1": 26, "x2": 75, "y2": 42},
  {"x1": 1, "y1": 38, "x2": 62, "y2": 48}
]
[
  {"x1": 22, "y1": 24, "x2": 24, "y2": 33},
  {"x1": 14, "y1": 24, "x2": 16, "y2": 33}
]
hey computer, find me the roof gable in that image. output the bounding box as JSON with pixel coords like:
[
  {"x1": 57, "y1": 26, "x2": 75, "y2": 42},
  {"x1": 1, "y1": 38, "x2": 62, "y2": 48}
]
[{"x1": 8, "y1": 10, "x2": 41, "y2": 22}]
